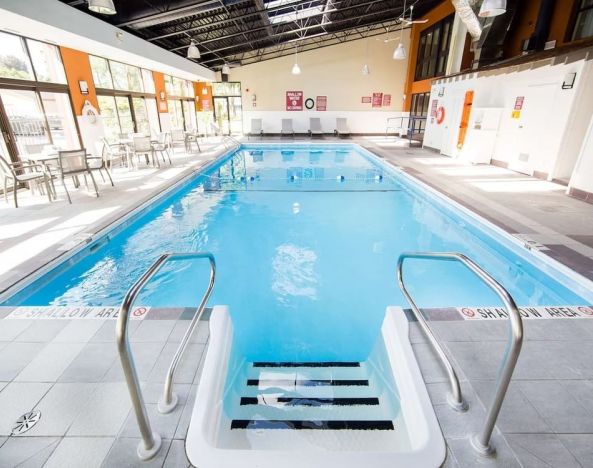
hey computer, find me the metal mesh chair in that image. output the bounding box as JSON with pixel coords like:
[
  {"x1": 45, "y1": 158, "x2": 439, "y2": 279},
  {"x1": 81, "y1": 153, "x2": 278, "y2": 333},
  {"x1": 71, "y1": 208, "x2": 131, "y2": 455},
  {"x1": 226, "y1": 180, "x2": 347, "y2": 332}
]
[
  {"x1": 133, "y1": 136, "x2": 159, "y2": 168},
  {"x1": 57, "y1": 149, "x2": 98, "y2": 204},
  {"x1": 0, "y1": 155, "x2": 54, "y2": 208}
]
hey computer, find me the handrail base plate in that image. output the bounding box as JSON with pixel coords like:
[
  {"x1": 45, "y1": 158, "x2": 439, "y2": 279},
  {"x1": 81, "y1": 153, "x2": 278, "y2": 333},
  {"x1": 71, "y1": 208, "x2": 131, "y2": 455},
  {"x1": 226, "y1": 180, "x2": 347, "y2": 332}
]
[{"x1": 137, "y1": 432, "x2": 162, "y2": 461}]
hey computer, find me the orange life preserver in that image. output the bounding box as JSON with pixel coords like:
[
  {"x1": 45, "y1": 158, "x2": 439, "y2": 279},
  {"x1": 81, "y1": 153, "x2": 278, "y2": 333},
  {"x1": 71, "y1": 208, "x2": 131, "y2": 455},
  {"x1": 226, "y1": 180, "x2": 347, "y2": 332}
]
[{"x1": 436, "y1": 106, "x2": 445, "y2": 124}]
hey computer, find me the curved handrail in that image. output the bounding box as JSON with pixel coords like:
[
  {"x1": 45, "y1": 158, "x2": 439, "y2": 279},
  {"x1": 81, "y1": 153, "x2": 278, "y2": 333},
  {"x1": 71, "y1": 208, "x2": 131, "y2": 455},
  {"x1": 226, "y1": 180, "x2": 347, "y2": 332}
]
[
  {"x1": 397, "y1": 251, "x2": 523, "y2": 456},
  {"x1": 158, "y1": 252, "x2": 216, "y2": 413},
  {"x1": 222, "y1": 135, "x2": 240, "y2": 149},
  {"x1": 116, "y1": 252, "x2": 216, "y2": 460}
]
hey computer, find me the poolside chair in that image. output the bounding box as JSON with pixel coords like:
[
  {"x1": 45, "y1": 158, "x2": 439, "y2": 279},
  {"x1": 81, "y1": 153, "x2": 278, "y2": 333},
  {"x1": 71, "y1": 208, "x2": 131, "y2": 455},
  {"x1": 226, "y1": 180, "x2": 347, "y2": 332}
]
[
  {"x1": 185, "y1": 131, "x2": 201, "y2": 153},
  {"x1": 152, "y1": 132, "x2": 173, "y2": 165},
  {"x1": 309, "y1": 118, "x2": 323, "y2": 138},
  {"x1": 96, "y1": 138, "x2": 128, "y2": 171},
  {"x1": 87, "y1": 142, "x2": 115, "y2": 187},
  {"x1": 57, "y1": 149, "x2": 98, "y2": 204},
  {"x1": 0, "y1": 154, "x2": 54, "y2": 208},
  {"x1": 335, "y1": 118, "x2": 351, "y2": 138},
  {"x1": 281, "y1": 119, "x2": 294, "y2": 138},
  {"x1": 132, "y1": 136, "x2": 159, "y2": 168},
  {"x1": 170, "y1": 129, "x2": 186, "y2": 153},
  {"x1": 248, "y1": 119, "x2": 263, "y2": 140}
]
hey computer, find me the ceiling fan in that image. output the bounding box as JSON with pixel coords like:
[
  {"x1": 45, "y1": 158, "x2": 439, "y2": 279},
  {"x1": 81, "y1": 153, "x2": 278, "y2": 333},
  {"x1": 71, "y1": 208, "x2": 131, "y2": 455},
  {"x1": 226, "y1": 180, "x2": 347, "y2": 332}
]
[{"x1": 400, "y1": 5, "x2": 428, "y2": 25}]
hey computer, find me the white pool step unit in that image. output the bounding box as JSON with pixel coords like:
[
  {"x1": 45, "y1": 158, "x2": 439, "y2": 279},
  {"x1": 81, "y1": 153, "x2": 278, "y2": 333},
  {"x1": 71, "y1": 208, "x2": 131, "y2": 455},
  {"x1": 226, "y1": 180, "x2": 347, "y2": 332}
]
[{"x1": 186, "y1": 306, "x2": 446, "y2": 468}]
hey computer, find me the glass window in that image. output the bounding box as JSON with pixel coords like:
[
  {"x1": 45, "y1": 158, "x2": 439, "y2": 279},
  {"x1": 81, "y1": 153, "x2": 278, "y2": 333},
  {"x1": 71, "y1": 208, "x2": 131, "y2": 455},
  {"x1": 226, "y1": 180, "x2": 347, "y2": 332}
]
[
  {"x1": 164, "y1": 75, "x2": 174, "y2": 95},
  {"x1": 185, "y1": 80, "x2": 195, "y2": 98},
  {"x1": 573, "y1": 0, "x2": 593, "y2": 40},
  {"x1": 27, "y1": 40, "x2": 67, "y2": 84},
  {"x1": 132, "y1": 97, "x2": 150, "y2": 135},
  {"x1": 0, "y1": 89, "x2": 50, "y2": 156},
  {"x1": 115, "y1": 96, "x2": 134, "y2": 134},
  {"x1": 90, "y1": 55, "x2": 113, "y2": 89},
  {"x1": 127, "y1": 65, "x2": 143, "y2": 92},
  {"x1": 110, "y1": 61, "x2": 128, "y2": 90},
  {"x1": 97, "y1": 95, "x2": 119, "y2": 142},
  {"x1": 168, "y1": 99, "x2": 184, "y2": 128},
  {"x1": 146, "y1": 98, "x2": 160, "y2": 135},
  {"x1": 142, "y1": 69, "x2": 155, "y2": 94},
  {"x1": 40, "y1": 92, "x2": 79, "y2": 149},
  {"x1": 212, "y1": 82, "x2": 241, "y2": 96},
  {"x1": 183, "y1": 100, "x2": 197, "y2": 131},
  {"x1": 414, "y1": 15, "x2": 454, "y2": 81},
  {"x1": 0, "y1": 32, "x2": 34, "y2": 80}
]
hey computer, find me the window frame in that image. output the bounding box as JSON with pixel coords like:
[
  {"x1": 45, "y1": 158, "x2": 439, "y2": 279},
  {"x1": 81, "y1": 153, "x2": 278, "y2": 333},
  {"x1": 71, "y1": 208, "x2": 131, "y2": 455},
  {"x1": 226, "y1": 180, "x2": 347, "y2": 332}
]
[
  {"x1": 569, "y1": 0, "x2": 593, "y2": 41},
  {"x1": 414, "y1": 14, "x2": 454, "y2": 82}
]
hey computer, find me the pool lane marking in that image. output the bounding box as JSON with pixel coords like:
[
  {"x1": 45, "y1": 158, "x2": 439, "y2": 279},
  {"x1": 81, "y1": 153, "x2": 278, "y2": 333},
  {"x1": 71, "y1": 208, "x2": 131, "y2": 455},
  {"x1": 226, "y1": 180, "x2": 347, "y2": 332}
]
[
  {"x1": 457, "y1": 305, "x2": 593, "y2": 320},
  {"x1": 5, "y1": 306, "x2": 149, "y2": 320}
]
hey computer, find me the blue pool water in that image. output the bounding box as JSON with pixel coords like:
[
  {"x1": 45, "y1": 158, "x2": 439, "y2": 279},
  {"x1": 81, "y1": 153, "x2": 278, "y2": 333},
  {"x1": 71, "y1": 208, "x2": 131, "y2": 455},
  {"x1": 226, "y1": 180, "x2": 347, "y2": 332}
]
[{"x1": 3, "y1": 144, "x2": 591, "y2": 360}]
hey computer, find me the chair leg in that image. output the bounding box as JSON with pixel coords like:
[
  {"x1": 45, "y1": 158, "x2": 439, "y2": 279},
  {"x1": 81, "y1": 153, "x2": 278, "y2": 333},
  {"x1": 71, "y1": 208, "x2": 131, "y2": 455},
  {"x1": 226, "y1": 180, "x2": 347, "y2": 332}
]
[
  {"x1": 98, "y1": 169, "x2": 106, "y2": 183},
  {"x1": 104, "y1": 168, "x2": 114, "y2": 186},
  {"x1": 62, "y1": 177, "x2": 72, "y2": 204},
  {"x1": 4, "y1": 176, "x2": 8, "y2": 203},
  {"x1": 12, "y1": 176, "x2": 18, "y2": 208},
  {"x1": 44, "y1": 175, "x2": 52, "y2": 203},
  {"x1": 87, "y1": 170, "x2": 99, "y2": 197}
]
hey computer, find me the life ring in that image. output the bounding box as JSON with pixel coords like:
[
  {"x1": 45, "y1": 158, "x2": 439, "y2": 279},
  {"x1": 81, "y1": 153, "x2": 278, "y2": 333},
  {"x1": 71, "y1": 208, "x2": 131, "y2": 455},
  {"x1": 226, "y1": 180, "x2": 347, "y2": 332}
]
[
  {"x1": 82, "y1": 100, "x2": 99, "y2": 125},
  {"x1": 305, "y1": 98, "x2": 315, "y2": 110},
  {"x1": 436, "y1": 106, "x2": 445, "y2": 124}
]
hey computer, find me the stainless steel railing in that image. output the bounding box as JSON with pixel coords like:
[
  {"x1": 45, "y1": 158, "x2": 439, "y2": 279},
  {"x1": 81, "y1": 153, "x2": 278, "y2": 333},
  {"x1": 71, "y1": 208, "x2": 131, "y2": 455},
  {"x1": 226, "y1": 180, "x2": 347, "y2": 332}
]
[
  {"x1": 397, "y1": 252, "x2": 523, "y2": 456},
  {"x1": 116, "y1": 252, "x2": 216, "y2": 460},
  {"x1": 158, "y1": 253, "x2": 216, "y2": 413},
  {"x1": 222, "y1": 135, "x2": 241, "y2": 149}
]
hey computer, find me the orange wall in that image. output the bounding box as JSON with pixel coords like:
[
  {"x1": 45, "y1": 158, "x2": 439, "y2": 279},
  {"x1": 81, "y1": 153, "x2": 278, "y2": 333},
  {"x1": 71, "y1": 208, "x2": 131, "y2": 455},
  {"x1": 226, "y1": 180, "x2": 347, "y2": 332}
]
[
  {"x1": 59, "y1": 47, "x2": 98, "y2": 115},
  {"x1": 403, "y1": 1, "x2": 455, "y2": 111},
  {"x1": 194, "y1": 82, "x2": 213, "y2": 112},
  {"x1": 153, "y1": 71, "x2": 168, "y2": 113}
]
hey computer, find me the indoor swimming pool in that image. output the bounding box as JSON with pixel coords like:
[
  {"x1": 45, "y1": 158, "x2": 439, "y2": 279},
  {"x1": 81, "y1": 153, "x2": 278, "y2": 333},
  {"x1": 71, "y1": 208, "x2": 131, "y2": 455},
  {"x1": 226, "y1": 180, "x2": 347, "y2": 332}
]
[{"x1": 2, "y1": 143, "x2": 592, "y2": 362}]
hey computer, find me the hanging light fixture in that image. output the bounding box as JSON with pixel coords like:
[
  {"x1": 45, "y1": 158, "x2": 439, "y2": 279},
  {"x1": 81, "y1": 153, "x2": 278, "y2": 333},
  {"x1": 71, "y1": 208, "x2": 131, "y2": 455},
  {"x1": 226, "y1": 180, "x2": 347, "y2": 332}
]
[
  {"x1": 221, "y1": 63, "x2": 231, "y2": 75},
  {"x1": 362, "y1": 39, "x2": 370, "y2": 75},
  {"x1": 479, "y1": 0, "x2": 507, "y2": 17},
  {"x1": 187, "y1": 40, "x2": 201, "y2": 59},
  {"x1": 393, "y1": 43, "x2": 407, "y2": 60},
  {"x1": 88, "y1": 0, "x2": 116, "y2": 15},
  {"x1": 393, "y1": 0, "x2": 407, "y2": 60},
  {"x1": 291, "y1": 45, "x2": 301, "y2": 75}
]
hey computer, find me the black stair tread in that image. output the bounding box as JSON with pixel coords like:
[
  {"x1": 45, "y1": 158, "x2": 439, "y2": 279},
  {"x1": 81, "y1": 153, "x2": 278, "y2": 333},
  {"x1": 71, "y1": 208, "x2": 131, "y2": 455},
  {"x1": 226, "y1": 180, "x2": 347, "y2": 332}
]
[
  {"x1": 253, "y1": 362, "x2": 360, "y2": 368},
  {"x1": 231, "y1": 420, "x2": 394, "y2": 430},
  {"x1": 240, "y1": 397, "x2": 380, "y2": 406},
  {"x1": 247, "y1": 379, "x2": 369, "y2": 387}
]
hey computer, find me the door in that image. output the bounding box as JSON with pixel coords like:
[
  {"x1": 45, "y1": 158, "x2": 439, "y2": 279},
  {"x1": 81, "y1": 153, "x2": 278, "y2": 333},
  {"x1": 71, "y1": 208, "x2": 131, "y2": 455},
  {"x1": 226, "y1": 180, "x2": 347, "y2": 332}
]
[
  {"x1": 214, "y1": 97, "x2": 230, "y2": 135},
  {"x1": 440, "y1": 91, "x2": 465, "y2": 157}
]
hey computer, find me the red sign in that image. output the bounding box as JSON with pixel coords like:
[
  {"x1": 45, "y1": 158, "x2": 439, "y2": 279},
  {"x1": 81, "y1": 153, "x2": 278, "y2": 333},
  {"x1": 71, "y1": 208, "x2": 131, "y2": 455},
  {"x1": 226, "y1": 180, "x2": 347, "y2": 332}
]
[
  {"x1": 430, "y1": 99, "x2": 438, "y2": 117},
  {"x1": 382, "y1": 94, "x2": 391, "y2": 107},
  {"x1": 514, "y1": 96, "x2": 524, "y2": 110},
  {"x1": 372, "y1": 92, "x2": 383, "y2": 108},
  {"x1": 316, "y1": 96, "x2": 327, "y2": 111},
  {"x1": 286, "y1": 91, "x2": 303, "y2": 111},
  {"x1": 361, "y1": 96, "x2": 371, "y2": 103}
]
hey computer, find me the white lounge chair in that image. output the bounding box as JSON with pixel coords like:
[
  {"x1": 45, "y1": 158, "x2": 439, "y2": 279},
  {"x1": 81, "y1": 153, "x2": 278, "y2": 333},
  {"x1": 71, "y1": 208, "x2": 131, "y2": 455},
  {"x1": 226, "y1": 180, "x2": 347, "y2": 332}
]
[
  {"x1": 281, "y1": 119, "x2": 294, "y2": 138},
  {"x1": 335, "y1": 118, "x2": 351, "y2": 138},
  {"x1": 248, "y1": 119, "x2": 263, "y2": 140},
  {"x1": 309, "y1": 118, "x2": 323, "y2": 138}
]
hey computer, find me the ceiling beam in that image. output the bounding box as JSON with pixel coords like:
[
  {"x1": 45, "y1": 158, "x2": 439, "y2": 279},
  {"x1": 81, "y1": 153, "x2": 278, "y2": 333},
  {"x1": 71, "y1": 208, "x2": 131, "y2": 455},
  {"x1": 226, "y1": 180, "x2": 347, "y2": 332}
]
[
  {"x1": 116, "y1": 0, "x2": 227, "y2": 28},
  {"x1": 147, "y1": 0, "x2": 340, "y2": 42}
]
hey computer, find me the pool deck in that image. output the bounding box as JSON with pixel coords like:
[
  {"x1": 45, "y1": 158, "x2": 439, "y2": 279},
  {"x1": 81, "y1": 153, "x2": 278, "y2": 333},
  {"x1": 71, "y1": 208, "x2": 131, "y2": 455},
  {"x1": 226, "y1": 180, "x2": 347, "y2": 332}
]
[{"x1": 0, "y1": 136, "x2": 593, "y2": 467}]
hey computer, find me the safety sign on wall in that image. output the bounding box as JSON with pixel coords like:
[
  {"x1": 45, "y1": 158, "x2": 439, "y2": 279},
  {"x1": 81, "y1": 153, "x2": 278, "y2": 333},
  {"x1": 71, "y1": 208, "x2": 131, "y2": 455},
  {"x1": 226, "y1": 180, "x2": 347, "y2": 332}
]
[
  {"x1": 372, "y1": 92, "x2": 383, "y2": 108},
  {"x1": 512, "y1": 96, "x2": 524, "y2": 119},
  {"x1": 430, "y1": 99, "x2": 438, "y2": 117},
  {"x1": 361, "y1": 96, "x2": 371, "y2": 103},
  {"x1": 286, "y1": 91, "x2": 304, "y2": 111},
  {"x1": 316, "y1": 96, "x2": 327, "y2": 111},
  {"x1": 382, "y1": 94, "x2": 391, "y2": 107}
]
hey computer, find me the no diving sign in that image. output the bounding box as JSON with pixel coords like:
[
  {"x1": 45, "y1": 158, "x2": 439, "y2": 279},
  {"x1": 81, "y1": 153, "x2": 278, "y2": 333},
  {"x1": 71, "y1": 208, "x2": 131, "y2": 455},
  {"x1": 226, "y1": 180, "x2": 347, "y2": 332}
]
[
  {"x1": 458, "y1": 305, "x2": 593, "y2": 320},
  {"x1": 6, "y1": 306, "x2": 150, "y2": 320}
]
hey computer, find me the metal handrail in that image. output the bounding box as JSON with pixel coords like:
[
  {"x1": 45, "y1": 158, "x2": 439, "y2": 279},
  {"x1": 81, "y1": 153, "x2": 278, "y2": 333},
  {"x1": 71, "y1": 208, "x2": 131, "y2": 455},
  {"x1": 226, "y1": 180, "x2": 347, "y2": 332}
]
[
  {"x1": 158, "y1": 252, "x2": 216, "y2": 414},
  {"x1": 397, "y1": 252, "x2": 524, "y2": 456},
  {"x1": 116, "y1": 252, "x2": 216, "y2": 460},
  {"x1": 222, "y1": 135, "x2": 241, "y2": 148}
]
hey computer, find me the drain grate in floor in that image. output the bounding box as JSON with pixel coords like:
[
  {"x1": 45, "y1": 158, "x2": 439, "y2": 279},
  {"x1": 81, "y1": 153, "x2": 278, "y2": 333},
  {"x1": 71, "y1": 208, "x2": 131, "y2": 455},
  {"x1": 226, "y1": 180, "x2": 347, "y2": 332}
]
[{"x1": 11, "y1": 411, "x2": 41, "y2": 435}]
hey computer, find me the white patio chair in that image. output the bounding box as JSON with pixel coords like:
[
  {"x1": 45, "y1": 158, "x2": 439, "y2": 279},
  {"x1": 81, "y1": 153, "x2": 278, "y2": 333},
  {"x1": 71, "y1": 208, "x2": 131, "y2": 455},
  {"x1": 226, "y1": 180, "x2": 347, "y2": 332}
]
[
  {"x1": 335, "y1": 118, "x2": 351, "y2": 138},
  {"x1": 248, "y1": 119, "x2": 263, "y2": 140},
  {"x1": 0, "y1": 155, "x2": 54, "y2": 208},
  {"x1": 281, "y1": 119, "x2": 294, "y2": 138},
  {"x1": 57, "y1": 149, "x2": 98, "y2": 204},
  {"x1": 309, "y1": 118, "x2": 323, "y2": 138}
]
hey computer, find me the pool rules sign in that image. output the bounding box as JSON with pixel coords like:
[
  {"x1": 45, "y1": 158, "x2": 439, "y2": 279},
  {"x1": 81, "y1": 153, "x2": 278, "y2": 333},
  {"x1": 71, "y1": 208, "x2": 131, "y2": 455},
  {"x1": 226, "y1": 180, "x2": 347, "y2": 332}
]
[{"x1": 286, "y1": 91, "x2": 303, "y2": 111}]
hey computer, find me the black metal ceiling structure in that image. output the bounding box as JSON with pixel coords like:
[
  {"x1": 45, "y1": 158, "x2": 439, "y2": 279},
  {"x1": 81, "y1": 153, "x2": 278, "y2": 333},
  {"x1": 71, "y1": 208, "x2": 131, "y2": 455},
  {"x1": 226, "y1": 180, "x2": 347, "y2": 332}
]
[{"x1": 59, "y1": 0, "x2": 442, "y2": 71}]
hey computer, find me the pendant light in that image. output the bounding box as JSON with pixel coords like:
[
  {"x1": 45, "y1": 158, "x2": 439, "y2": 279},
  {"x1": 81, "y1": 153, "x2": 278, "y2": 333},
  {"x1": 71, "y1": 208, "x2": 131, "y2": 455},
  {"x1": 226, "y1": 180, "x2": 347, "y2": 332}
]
[
  {"x1": 291, "y1": 45, "x2": 301, "y2": 75},
  {"x1": 479, "y1": 0, "x2": 507, "y2": 17},
  {"x1": 362, "y1": 39, "x2": 370, "y2": 75},
  {"x1": 187, "y1": 40, "x2": 201, "y2": 59},
  {"x1": 221, "y1": 63, "x2": 231, "y2": 75},
  {"x1": 393, "y1": 0, "x2": 407, "y2": 60},
  {"x1": 88, "y1": 0, "x2": 116, "y2": 15}
]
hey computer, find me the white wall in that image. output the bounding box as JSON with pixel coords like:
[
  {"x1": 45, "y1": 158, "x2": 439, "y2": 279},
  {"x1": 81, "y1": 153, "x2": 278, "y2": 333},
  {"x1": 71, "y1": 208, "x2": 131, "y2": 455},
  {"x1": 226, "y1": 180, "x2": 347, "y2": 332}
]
[
  {"x1": 228, "y1": 31, "x2": 411, "y2": 134},
  {"x1": 423, "y1": 54, "x2": 588, "y2": 179},
  {"x1": 569, "y1": 114, "x2": 593, "y2": 195}
]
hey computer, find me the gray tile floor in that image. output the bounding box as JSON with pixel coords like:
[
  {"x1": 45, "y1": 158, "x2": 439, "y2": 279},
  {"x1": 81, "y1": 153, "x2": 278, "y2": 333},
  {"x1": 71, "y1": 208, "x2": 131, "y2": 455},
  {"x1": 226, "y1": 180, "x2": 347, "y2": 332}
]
[{"x1": 1, "y1": 137, "x2": 593, "y2": 467}]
